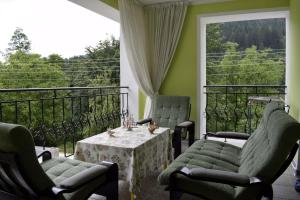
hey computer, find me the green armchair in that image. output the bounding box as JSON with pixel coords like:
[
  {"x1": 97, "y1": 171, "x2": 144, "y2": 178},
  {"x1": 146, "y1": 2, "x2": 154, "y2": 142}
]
[
  {"x1": 0, "y1": 123, "x2": 118, "y2": 200},
  {"x1": 158, "y1": 102, "x2": 300, "y2": 200},
  {"x1": 137, "y1": 95, "x2": 195, "y2": 158}
]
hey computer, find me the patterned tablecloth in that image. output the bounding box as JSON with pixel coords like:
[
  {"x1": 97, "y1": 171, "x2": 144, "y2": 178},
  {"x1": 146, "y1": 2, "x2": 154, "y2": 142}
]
[{"x1": 74, "y1": 126, "x2": 172, "y2": 193}]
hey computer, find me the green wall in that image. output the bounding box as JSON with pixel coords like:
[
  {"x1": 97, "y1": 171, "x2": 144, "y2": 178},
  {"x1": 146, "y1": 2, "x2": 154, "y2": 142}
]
[
  {"x1": 100, "y1": 0, "x2": 118, "y2": 9},
  {"x1": 150, "y1": 0, "x2": 291, "y2": 120},
  {"x1": 289, "y1": 0, "x2": 300, "y2": 120},
  {"x1": 100, "y1": 0, "x2": 299, "y2": 122}
]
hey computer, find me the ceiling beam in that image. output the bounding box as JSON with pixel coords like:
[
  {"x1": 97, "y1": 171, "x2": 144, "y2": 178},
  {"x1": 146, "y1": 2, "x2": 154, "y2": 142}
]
[
  {"x1": 139, "y1": 0, "x2": 232, "y2": 5},
  {"x1": 67, "y1": 0, "x2": 119, "y2": 22}
]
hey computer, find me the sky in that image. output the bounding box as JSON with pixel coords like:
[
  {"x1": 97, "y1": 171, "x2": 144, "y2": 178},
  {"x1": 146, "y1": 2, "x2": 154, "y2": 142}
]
[{"x1": 0, "y1": 0, "x2": 120, "y2": 59}]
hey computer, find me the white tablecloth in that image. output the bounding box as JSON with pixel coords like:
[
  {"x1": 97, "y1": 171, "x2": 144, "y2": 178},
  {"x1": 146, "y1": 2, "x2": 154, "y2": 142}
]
[{"x1": 74, "y1": 126, "x2": 172, "y2": 193}]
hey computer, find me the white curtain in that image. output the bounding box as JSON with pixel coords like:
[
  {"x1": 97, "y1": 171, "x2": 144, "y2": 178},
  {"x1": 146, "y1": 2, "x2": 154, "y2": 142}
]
[
  {"x1": 119, "y1": 0, "x2": 154, "y2": 98},
  {"x1": 119, "y1": 0, "x2": 187, "y2": 118}
]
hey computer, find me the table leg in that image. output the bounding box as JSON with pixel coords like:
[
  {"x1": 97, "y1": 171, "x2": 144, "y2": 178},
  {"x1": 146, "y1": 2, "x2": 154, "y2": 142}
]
[
  {"x1": 163, "y1": 161, "x2": 168, "y2": 169},
  {"x1": 131, "y1": 192, "x2": 135, "y2": 200}
]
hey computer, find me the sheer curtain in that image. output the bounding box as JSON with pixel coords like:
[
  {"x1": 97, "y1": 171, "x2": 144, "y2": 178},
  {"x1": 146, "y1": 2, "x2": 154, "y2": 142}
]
[{"x1": 119, "y1": 0, "x2": 187, "y2": 117}]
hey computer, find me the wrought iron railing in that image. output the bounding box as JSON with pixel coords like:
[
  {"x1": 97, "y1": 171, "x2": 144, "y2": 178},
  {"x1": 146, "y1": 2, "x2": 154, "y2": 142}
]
[
  {"x1": 204, "y1": 85, "x2": 286, "y2": 134},
  {"x1": 0, "y1": 86, "x2": 129, "y2": 156}
]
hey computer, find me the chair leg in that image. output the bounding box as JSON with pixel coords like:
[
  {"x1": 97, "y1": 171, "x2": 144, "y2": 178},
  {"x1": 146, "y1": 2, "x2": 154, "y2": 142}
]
[
  {"x1": 105, "y1": 180, "x2": 118, "y2": 200},
  {"x1": 106, "y1": 164, "x2": 119, "y2": 200},
  {"x1": 173, "y1": 128, "x2": 181, "y2": 158},
  {"x1": 264, "y1": 185, "x2": 273, "y2": 200},
  {"x1": 96, "y1": 163, "x2": 119, "y2": 200},
  {"x1": 188, "y1": 122, "x2": 195, "y2": 146},
  {"x1": 258, "y1": 185, "x2": 273, "y2": 200},
  {"x1": 170, "y1": 190, "x2": 182, "y2": 200}
]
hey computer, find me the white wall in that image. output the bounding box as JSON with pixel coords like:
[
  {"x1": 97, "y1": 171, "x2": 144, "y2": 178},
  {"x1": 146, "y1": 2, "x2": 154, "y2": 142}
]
[{"x1": 120, "y1": 32, "x2": 139, "y2": 120}]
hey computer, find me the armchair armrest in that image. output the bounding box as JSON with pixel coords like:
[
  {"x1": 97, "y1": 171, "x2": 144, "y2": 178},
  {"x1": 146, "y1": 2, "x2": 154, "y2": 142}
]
[
  {"x1": 173, "y1": 121, "x2": 195, "y2": 158},
  {"x1": 176, "y1": 121, "x2": 194, "y2": 128},
  {"x1": 37, "y1": 150, "x2": 52, "y2": 162},
  {"x1": 51, "y1": 162, "x2": 118, "y2": 196},
  {"x1": 173, "y1": 167, "x2": 262, "y2": 187},
  {"x1": 205, "y1": 131, "x2": 249, "y2": 140},
  {"x1": 176, "y1": 121, "x2": 195, "y2": 146},
  {"x1": 136, "y1": 118, "x2": 152, "y2": 125}
]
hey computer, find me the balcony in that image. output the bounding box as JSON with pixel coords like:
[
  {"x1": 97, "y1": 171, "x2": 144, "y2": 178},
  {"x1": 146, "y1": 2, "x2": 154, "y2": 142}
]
[
  {"x1": 1, "y1": 0, "x2": 300, "y2": 199},
  {"x1": 0, "y1": 84, "x2": 287, "y2": 154},
  {"x1": 205, "y1": 85, "x2": 286, "y2": 134}
]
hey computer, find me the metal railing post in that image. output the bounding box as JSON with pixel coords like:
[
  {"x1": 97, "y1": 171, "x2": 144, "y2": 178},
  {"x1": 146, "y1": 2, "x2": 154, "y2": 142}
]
[{"x1": 0, "y1": 86, "x2": 129, "y2": 157}]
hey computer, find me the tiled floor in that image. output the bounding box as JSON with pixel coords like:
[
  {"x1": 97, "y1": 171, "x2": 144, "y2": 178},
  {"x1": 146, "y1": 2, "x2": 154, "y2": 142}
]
[
  {"x1": 89, "y1": 165, "x2": 300, "y2": 200},
  {"x1": 272, "y1": 166, "x2": 300, "y2": 200}
]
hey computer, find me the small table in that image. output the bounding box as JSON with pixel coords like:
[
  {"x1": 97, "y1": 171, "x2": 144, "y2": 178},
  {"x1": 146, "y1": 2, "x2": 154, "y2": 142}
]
[{"x1": 74, "y1": 126, "x2": 172, "y2": 194}]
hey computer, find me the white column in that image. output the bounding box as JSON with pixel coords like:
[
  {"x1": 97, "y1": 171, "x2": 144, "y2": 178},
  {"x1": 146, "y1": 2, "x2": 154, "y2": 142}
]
[{"x1": 120, "y1": 32, "x2": 139, "y2": 120}]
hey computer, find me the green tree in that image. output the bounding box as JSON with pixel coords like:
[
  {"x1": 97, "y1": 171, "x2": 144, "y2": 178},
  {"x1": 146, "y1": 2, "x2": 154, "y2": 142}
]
[
  {"x1": 47, "y1": 54, "x2": 65, "y2": 67},
  {"x1": 85, "y1": 36, "x2": 120, "y2": 59},
  {"x1": 206, "y1": 23, "x2": 225, "y2": 54},
  {"x1": 0, "y1": 51, "x2": 68, "y2": 88},
  {"x1": 6, "y1": 28, "x2": 31, "y2": 55},
  {"x1": 86, "y1": 36, "x2": 120, "y2": 86},
  {"x1": 64, "y1": 36, "x2": 120, "y2": 87},
  {"x1": 220, "y1": 18, "x2": 286, "y2": 50},
  {"x1": 63, "y1": 55, "x2": 90, "y2": 87}
]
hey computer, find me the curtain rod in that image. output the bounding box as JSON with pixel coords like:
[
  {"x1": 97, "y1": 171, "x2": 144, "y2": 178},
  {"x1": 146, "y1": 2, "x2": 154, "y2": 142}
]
[{"x1": 136, "y1": 0, "x2": 189, "y2": 7}]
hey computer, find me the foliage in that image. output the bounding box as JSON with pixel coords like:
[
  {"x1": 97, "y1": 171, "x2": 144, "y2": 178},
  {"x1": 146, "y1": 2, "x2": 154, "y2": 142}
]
[
  {"x1": 206, "y1": 19, "x2": 286, "y2": 133},
  {"x1": 220, "y1": 18, "x2": 286, "y2": 50},
  {"x1": 86, "y1": 36, "x2": 120, "y2": 59},
  {"x1": 85, "y1": 36, "x2": 120, "y2": 86},
  {"x1": 206, "y1": 23, "x2": 225, "y2": 54},
  {"x1": 0, "y1": 28, "x2": 121, "y2": 153},
  {"x1": 63, "y1": 36, "x2": 120, "y2": 87},
  {"x1": 207, "y1": 42, "x2": 285, "y2": 85},
  {"x1": 0, "y1": 51, "x2": 68, "y2": 88},
  {"x1": 6, "y1": 27, "x2": 32, "y2": 55}
]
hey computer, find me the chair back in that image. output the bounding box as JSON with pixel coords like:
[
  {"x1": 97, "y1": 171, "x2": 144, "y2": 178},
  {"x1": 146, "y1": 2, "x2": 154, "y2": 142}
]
[
  {"x1": 236, "y1": 103, "x2": 300, "y2": 199},
  {"x1": 0, "y1": 123, "x2": 54, "y2": 199},
  {"x1": 151, "y1": 96, "x2": 190, "y2": 130}
]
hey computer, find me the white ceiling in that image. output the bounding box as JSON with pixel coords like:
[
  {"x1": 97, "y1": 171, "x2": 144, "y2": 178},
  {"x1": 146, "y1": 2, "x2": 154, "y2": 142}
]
[{"x1": 139, "y1": 0, "x2": 232, "y2": 5}]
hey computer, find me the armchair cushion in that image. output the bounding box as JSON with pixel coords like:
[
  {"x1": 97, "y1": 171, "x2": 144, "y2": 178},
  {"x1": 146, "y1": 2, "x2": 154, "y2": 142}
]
[
  {"x1": 178, "y1": 167, "x2": 261, "y2": 187},
  {"x1": 42, "y1": 158, "x2": 107, "y2": 186},
  {"x1": 158, "y1": 139, "x2": 241, "y2": 185},
  {"x1": 152, "y1": 96, "x2": 190, "y2": 130},
  {"x1": 170, "y1": 173, "x2": 236, "y2": 200},
  {"x1": 41, "y1": 157, "x2": 108, "y2": 199}
]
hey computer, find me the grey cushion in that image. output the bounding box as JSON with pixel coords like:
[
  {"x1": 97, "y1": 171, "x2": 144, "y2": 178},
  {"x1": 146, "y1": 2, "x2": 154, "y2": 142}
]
[
  {"x1": 41, "y1": 157, "x2": 108, "y2": 200},
  {"x1": 158, "y1": 139, "x2": 241, "y2": 200},
  {"x1": 158, "y1": 140, "x2": 242, "y2": 185},
  {"x1": 151, "y1": 96, "x2": 190, "y2": 130}
]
